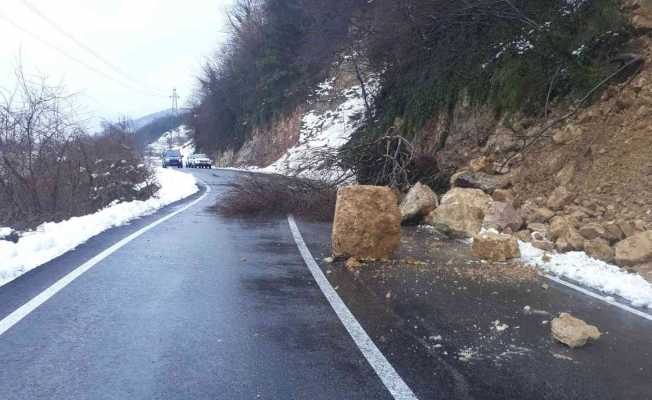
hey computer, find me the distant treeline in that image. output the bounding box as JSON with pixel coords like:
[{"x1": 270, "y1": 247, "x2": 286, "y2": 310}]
[{"x1": 190, "y1": 0, "x2": 631, "y2": 154}]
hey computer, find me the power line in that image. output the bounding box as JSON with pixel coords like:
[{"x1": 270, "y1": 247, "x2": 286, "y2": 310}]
[
  {"x1": 0, "y1": 12, "x2": 167, "y2": 99},
  {"x1": 19, "y1": 0, "x2": 167, "y2": 97}
]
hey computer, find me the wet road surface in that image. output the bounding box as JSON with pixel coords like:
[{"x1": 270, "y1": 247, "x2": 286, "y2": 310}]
[{"x1": 0, "y1": 168, "x2": 650, "y2": 399}]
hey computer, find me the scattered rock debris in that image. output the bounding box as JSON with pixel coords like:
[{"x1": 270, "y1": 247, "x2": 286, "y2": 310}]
[{"x1": 345, "y1": 258, "x2": 363, "y2": 269}]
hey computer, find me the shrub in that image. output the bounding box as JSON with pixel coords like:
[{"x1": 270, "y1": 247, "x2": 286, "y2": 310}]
[
  {"x1": 362, "y1": 0, "x2": 632, "y2": 138},
  {"x1": 214, "y1": 173, "x2": 336, "y2": 221},
  {"x1": 0, "y1": 72, "x2": 158, "y2": 230}
]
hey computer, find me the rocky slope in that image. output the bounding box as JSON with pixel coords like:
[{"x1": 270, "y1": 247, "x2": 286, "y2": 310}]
[{"x1": 215, "y1": 57, "x2": 365, "y2": 171}]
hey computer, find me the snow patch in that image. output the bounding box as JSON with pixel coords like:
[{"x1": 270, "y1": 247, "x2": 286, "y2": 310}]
[
  {"x1": 519, "y1": 241, "x2": 652, "y2": 309},
  {"x1": 0, "y1": 168, "x2": 198, "y2": 287},
  {"x1": 238, "y1": 75, "x2": 378, "y2": 184},
  {"x1": 148, "y1": 125, "x2": 192, "y2": 156}
]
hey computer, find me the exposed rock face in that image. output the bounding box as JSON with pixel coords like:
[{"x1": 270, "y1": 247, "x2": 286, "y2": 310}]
[
  {"x1": 483, "y1": 201, "x2": 524, "y2": 232},
  {"x1": 584, "y1": 238, "x2": 615, "y2": 263},
  {"x1": 332, "y1": 186, "x2": 401, "y2": 260},
  {"x1": 426, "y1": 188, "x2": 493, "y2": 237},
  {"x1": 614, "y1": 231, "x2": 652, "y2": 266},
  {"x1": 451, "y1": 171, "x2": 511, "y2": 194},
  {"x1": 551, "y1": 313, "x2": 601, "y2": 348},
  {"x1": 472, "y1": 232, "x2": 521, "y2": 262},
  {"x1": 399, "y1": 182, "x2": 438, "y2": 223},
  {"x1": 547, "y1": 186, "x2": 574, "y2": 210}
]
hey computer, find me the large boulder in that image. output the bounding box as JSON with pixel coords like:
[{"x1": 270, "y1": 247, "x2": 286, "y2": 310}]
[
  {"x1": 426, "y1": 203, "x2": 484, "y2": 238},
  {"x1": 451, "y1": 171, "x2": 512, "y2": 194},
  {"x1": 440, "y1": 187, "x2": 493, "y2": 213},
  {"x1": 483, "y1": 201, "x2": 524, "y2": 232},
  {"x1": 399, "y1": 182, "x2": 438, "y2": 223},
  {"x1": 551, "y1": 313, "x2": 601, "y2": 348},
  {"x1": 425, "y1": 188, "x2": 493, "y2": 237},
  {"x1": 546, "y1": 186, "x2": 574, "y2": 210},
  {"x1": 472, "y1": 232, "x2": 520, "y2": 262},
  {"x1": 332, "y1": 186, "x2": 401, "y2": 260},
  {"x1": 614, "y1": 231, "x2": 652, "y2": 267}
]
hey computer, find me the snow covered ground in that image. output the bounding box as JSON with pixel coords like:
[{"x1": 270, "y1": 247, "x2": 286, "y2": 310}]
[
  {"x1": 0, "y1": 167, "x2": 198, "y2": 288},
  {"x1": 520, "y1": 241, "x2": 652, "y2": 309}
]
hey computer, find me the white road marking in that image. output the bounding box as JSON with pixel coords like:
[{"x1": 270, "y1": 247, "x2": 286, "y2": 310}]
[
  {"x1": 0, "y1": 180, "x2": 211, "y2": 337},
  {"x1": 543, "y1": 274, "x2": 652, "y2": 322},
  {"x1": 287, "y1": 215, "x2": 419, "y2": 400}
]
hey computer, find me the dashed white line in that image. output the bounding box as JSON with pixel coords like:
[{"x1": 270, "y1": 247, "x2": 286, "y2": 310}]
[
  {"x1": 0, "y1": 181, "x2": 210, "y2": 337},
  {"x1": 287, "y1": 215, "x2": 419, "y2": 400}
]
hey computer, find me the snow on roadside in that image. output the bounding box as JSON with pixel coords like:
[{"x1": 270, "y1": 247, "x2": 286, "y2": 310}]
[
  {"x1": 520, "y1": 241, "x2": 652, "y2": 309},
  {"x1": 0, "y1": 167, "x2": 198, "y2": 288}
]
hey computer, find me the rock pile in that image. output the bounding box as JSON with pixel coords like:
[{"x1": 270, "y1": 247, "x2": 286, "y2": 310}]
[{"x1": 395, "y1": 153, "x2": 652, "y2": 279}]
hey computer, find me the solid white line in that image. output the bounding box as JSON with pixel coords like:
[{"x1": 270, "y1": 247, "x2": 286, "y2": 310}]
[
  {"x1": 543, "y1": 274, "x2": 652, "y2": 322},
  {"x1": 287, "y1": 215, "x2": 419, "y2": 400},
  {"x1": 0, "y1": 181, "x2": 211, "y2": 337}
]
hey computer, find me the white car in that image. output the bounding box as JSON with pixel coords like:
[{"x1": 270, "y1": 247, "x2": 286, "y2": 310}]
[{"x1": 187, "y1": 154, "x2": 212, "y2": 169}]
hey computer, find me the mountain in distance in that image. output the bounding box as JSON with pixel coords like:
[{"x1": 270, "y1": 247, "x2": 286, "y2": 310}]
[
  {"x1": 131, "y1": 108, "x2": 189, "y2": 149},
  {"x1": 132, "y1": 108, "x2": 181, "y2": 131}
]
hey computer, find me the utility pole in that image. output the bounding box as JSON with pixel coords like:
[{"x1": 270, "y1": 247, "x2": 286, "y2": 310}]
[{"x1": 170, "y1": 88, "x2": 180, "y2": 115}]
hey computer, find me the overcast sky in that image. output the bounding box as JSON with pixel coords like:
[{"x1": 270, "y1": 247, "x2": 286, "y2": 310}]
[{"x1": 0, "y1": 0, "x2": 232, "y2": 129}]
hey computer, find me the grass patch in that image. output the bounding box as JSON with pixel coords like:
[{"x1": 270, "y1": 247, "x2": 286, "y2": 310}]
[{"x1": 214, "y1": 173, "x2": 336, "y2": 222}]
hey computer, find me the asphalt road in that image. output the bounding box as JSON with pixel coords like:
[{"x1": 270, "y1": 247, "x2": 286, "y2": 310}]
[{"x1": 0, "y1": 168, "x2": 650, "y2": 400}]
